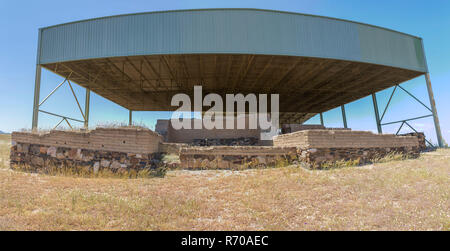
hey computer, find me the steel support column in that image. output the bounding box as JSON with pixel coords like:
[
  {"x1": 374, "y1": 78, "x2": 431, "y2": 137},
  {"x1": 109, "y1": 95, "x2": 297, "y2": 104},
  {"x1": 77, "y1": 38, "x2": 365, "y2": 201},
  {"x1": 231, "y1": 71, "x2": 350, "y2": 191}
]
[
  {"x1": 341, "y1": 105, "x2": 348, "y2": 129},
  {"x1": 421, "y1": 39, "x2": 444, "y2": 147},
  {"x1": 319, "y1": 112, "x2": 324, "y2": 126},
  {"x1": 84, "y1": 89, "x2": 90, "y2": 129},
  {"x1": 129, "y1": 110, "x2": 133, "y2": 126},
  {"x1": 372, "y1": 93, "x2": 382, "y2": 134},
  {"x1": 425, "y1": 73, "x2": 444, "y2": 147},
  {"x1": 31, "y1": 65, "x2": 42, "y2": 131}
]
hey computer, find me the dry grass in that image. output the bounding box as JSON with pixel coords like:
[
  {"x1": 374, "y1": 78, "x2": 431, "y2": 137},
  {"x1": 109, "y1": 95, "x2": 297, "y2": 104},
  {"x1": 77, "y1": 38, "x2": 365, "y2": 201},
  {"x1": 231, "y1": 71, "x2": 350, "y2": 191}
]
[
  {"x1": 0, "y1": 134, "x2": 448, "y2": 230},
  {"x1": 18, "y1": 123, "x2": 149, "y2": 133},
  {"x1": 0, "y1": 134, "x2": 10, "y2": 169},
  {"x1": 10, "y1": 163, "x2": 167, "y2": 179}
]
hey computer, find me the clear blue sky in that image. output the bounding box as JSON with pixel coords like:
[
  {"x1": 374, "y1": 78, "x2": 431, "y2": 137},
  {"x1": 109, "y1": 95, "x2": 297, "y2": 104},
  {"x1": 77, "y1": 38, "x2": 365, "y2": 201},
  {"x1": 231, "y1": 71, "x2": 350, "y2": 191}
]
[{"x1": 1, "y1": 0, "x2": 449, "y2": 145}]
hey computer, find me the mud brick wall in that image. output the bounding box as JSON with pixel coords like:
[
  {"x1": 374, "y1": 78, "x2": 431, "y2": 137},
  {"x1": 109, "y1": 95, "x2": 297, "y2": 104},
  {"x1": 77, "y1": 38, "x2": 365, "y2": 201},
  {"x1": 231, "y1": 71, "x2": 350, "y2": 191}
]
[
  {"x1": 10, "y1": 128, "x2": 164, "y2": 172},
  {"x1": 273, "y1": 130, "x2": 310, "y2": 148},
  {"x1": 167, "y1": 124, "x2": 261, "y2": 144},
  {"x1": 12, "y1": 127, "x2": 163, "y2": 154},
  {"x1": 281, "y1": 124, "x2": 324, "y2": 134},
  {"x1": 155, "y1": 120, "x2": 169, "y2": 141},
  {"x1": 399, "y1": 132, "x2": 426, "y2": 150},
  {"x1": 10, "y1": 142, "x2": 163, "y2": 173},
  {"x1": 156, "y1": 118, "x2": 262, "y2": 144},
  {"x1": 273, "y1": 129, "x2": 421, "y2": 168},
  {"x1": 281, "y1": 124, "x2": 351, "y2": 134},
  {"x1": 273, "y1": 130, "x2": 419, "y2": 148},
  {"x1": 179, "y1": 146, "x2": 297, "y2": 169},
  {"x1": 191, "y1": 137, "x2": 259, "y2": 146}
]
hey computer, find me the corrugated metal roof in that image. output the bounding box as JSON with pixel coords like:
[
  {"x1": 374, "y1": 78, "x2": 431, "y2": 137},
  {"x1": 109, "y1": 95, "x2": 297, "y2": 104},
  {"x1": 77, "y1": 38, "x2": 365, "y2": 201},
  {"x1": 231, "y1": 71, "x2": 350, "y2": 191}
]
[{"x1": 38, "y1": 8, "x2": 427, "y2": 73}]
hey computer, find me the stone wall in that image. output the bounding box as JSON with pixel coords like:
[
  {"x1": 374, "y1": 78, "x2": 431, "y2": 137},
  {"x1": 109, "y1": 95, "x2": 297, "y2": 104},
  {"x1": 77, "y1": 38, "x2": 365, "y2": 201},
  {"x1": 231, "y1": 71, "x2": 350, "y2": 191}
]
[
  {"x1": 399, "y1": 132, "x2": 426, "y2": 150},
  {"x1": 12, "y1": 127, "x2": 162, "y2": 154},
  {"x1": 179, "y1": 146, "x2": 297, "y2": 169},
  {"x1": 191, "y1": 137, "x2": 259, "y2": 146},
  {"x1": 273, "y1": 129, "x2": 421, "y2": 168},
  {"x1": 10, "y1": 127, "x2": 425, "y2": 171},
  {"x1": 297, "y1": 146, "x2": 420, "y2": 169},
  {"x1": 159, "y1": 142, "x2": 188, "y2": 155},
  {"x1": 10, "y1": 127, "x2": 165, "y2": 173},
  {"x1": 10, "y1": 142, "x2": 163, "y2": 173}
]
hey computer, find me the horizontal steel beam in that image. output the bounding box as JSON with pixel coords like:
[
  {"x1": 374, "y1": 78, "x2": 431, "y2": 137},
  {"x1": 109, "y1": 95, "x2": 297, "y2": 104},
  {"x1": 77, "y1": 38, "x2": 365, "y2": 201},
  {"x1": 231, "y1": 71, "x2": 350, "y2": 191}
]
[
  {"x1": 381, "y1": 114, "x2": 433, "y2": 126},
  {"x1": 38, "y1": 109, "x2": 84, "y2": 123}
]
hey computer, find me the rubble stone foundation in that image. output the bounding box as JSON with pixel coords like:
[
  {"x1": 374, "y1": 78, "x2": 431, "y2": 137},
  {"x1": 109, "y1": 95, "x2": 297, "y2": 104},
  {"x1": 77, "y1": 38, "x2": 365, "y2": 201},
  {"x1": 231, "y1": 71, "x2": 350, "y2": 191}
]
[
  {"x1": 10, "y1": 143, "x2": 163, "y2": 173},
  {"x1": 10, "y1": 128, "x2": 164, "y2": 173},
  {"x1": 274, "y1": 130, "x2": 421, "y2": 168},
  {"x1": 297, "y1": 146, "x2": 420, "y2": 169},
  {"x1": 179, "y1": 146, "x2": 298, "y2": 169}
]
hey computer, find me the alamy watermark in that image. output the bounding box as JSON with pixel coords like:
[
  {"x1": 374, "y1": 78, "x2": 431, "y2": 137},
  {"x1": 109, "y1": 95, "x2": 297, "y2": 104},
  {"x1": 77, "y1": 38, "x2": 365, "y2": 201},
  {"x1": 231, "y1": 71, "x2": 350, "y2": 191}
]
[{"x1": 170, "y1": 86, "x2": 279, "y2": 140}]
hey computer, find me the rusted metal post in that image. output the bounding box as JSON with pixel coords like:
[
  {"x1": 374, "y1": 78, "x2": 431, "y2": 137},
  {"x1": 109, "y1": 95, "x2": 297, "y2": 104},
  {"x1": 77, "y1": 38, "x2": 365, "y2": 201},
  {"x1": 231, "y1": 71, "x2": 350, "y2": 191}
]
[
  {"x1": 32, "y1": 65, "x2": 42, "y2": 131},
  {"x1": 425, "y1": 73, "x2": 444, "y2": 147},
  {"x1": 32, "y1": 29, "x2": 43, "y2": 131},
  {"x1": 129, "y1": 110, "x2": 133, "y2": 126},
  {"x1": 421, "y1": 39, "x2": 444, "y2": 147},
  {"x1": 341, "y1": 105, "x2": 348, "y2": 129},
  {"x1": 372, "y1": 93, "x2": 382, "y2": 134},
  {"x1": 84, "y1": 89, "x2": 90, "y2": 129}
]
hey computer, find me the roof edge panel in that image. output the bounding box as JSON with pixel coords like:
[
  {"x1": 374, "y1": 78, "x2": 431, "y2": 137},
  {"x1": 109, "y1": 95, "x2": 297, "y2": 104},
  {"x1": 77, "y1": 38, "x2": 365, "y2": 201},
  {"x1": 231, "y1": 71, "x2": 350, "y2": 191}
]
[{"x1": 38, "y1": 8, "x2": 428, "y2": 73}]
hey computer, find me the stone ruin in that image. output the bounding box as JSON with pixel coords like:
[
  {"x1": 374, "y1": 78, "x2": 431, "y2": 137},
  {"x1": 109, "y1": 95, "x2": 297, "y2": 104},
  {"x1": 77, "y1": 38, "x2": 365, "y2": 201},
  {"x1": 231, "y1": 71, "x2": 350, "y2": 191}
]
[
  {"x1": 10, "y1": 128, "x2": 165, "y2": 174},
  {"x1": 273, "y1": 130, "x2": 421, "y2": 168},
  {"x1": 191, "y1": 137, "x2": 259, "y2": 146},
  {"x1": 10, "y1": 124, "x2": 424, "y2": 172}
]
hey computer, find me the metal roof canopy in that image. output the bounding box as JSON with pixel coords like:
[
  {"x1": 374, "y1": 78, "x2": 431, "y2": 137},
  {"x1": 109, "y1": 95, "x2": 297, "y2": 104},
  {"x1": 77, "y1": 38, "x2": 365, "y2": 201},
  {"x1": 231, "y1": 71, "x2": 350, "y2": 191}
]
[{"x1": 31, "y1": 8, "x2": 444, "y2": 146}]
